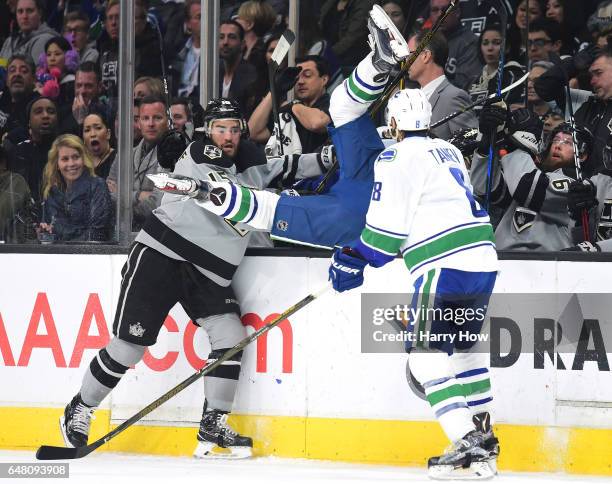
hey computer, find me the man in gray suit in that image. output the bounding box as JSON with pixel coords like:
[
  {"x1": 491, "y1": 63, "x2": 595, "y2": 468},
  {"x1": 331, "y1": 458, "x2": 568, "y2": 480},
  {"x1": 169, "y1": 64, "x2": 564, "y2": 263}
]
[{"x1": 407, "y1": 30, "x2": 477, "y2": 140}]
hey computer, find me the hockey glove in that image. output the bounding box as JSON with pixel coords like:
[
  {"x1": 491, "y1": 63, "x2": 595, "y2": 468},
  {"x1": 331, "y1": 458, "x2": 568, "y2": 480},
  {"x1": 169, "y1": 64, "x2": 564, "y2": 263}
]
[
  {"x1": 157, "y1": 129, "x2": 190, "y2": 170},
  {"x1": 573, "y1": 44, "x2": 599, "y2": 72},
  {"x1": 567, "y1": 179, "x2": 598, "y2": 221},
  {"x1": 562, "y1": 241, "x2": 601, "y2": 252},
  {"x1": 274, "y1": 66, "x2": 302, "y2": 95},
  {"x1": 505, "y1": 108, "x2": 543, "y2": 156},
  {"x1": 478, "y1": 98, "x2": 507, "y2": 152},
  {"x1": 317, "y1": 144, "x2": 336, "y2": 171},
  {"x1": 329, "y1": 247, "x2": 368, "y2": 292}
]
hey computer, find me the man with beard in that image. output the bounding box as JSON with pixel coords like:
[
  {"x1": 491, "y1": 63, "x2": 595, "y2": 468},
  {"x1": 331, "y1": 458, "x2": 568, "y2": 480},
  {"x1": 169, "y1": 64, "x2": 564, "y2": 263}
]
[
  {"x1": 5, "y1": 97, "x2": 58, "y2": 203},
  {"x1": 218, "y1": 20, "x2": 257, "y2": 116},
  {"x1": 0, "y1": 54, "x2": 38, "y2": 141}
]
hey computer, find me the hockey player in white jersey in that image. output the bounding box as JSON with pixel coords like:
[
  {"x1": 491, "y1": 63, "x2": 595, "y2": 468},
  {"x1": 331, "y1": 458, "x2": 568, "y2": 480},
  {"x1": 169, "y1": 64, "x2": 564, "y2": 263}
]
[{"x1": 328, "y1": 88, "x2": 500, "y2": 480}]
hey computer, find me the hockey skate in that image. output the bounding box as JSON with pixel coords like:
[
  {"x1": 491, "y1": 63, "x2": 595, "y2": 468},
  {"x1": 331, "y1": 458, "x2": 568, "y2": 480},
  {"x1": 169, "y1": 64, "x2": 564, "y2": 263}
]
[
  {"x1": 147, "y1": 172, "x2": 212, "y2": 201},
  {"x1": 473, "y1": 412, "x2": 500, "y2": 474},
  {"x1": 59, "y1": 393, "x2": 96, "y2": 448},
  {"x1": 193, "y1": 403, "x2": 253, "y2": 459},
  {"x1": 367, "y1": 4, "x2": 409, "y2": 73},
  {"x1": 428, "y1": 430, "x2": 495, "y2": 480}
]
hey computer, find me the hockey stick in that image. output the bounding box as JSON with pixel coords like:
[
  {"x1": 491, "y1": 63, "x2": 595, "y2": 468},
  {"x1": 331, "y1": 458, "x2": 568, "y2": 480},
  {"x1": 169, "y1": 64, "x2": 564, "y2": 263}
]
[
  {"x1": 485, "y1": 0, "x2": 509, "y2": 210},
  {"x1": 549, "y1": 52, "x2": 590, "y2": 241},
  {"x1": 36, "y1": 284, "x2": 330, "y2": 460},
  {"x1": 268, "y1": 29, "x2": 296, "y2": 156},
  {"x1": 369, "y1": 0, "x2": 458, "y2": 117},
  {"x1": 429, "y1": 71, "x2": 528, "y2": 129}
]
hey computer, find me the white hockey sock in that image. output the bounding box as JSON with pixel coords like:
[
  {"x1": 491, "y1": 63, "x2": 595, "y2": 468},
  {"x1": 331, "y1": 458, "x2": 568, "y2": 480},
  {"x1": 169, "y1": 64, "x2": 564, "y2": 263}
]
[
  {"x1": 409, "y1": 351, "x2": 475, "y2": 443},
  {"x1": 451, "y1": 351, "x2": 494, "y2": 419},
  {"x1": 330, "y1": 53, "x2": 388, "y2": 127},
  {"x1": 194, "y1": 181, "x2": 280, "y2": 231}
]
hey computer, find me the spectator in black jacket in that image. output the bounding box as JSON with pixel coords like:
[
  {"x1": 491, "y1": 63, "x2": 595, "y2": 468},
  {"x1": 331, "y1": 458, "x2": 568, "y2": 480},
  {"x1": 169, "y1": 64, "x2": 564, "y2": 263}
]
[
  {"x1": 0, "y1": 54, "x2": 38, "y2": 141},
  {"x1": 218, "y1": 20, "x2": 257, "y2": 115},
  {"x1": 319, "y1": 0, "x2": 375, "y2": 75},
  {"x1": 134, "y1": 1, "x2": 163, "y2": 79},
  {"x1": 6, "y1": 96, "x2": 58, "y2": 203}
]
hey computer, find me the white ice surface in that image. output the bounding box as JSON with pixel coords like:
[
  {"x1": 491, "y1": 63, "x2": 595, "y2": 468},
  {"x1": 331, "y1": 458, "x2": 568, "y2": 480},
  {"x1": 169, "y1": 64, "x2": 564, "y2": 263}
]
[{"x1": 0, "y1": 450, "x2": 609, "y2": 484}]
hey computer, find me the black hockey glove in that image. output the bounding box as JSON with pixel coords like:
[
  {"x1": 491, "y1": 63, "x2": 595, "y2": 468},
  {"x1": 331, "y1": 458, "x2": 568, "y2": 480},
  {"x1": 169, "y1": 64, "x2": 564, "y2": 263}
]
[
  {"x1": 562, "y1": 241, "x2": 601, "y2": 252},
  {"x1": 567, "y1": 179, "x2": 598, "y2": 221},
  {"x1": 478, "y1": 98, "x2": 507, "y2": 152},
  {"x1": 274, "y1": 66, "x2": 302, "y2": 95},
  {"x1": 157, "y1": 129, "x2": 190, "y2": 170},
  {"x1": 504, "y1": 108, "x2": 542, "y2": 155},
  {"x1": 573, "y1": 44, "x2": 600, "y2": 72}
]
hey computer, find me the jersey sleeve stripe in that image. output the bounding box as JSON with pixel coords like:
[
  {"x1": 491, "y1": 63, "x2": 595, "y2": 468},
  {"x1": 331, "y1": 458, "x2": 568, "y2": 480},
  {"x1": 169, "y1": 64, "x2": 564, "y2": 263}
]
[
  {"x1": 220, "y1": 183, "x2": 238, "y2": 218},
  {"x1": 403, "y1": 221, "x2": 488, "y2": 252},
  {"x1": 347, "y1": 74, "x2": 379, "y2": 102},
  {"x1": 354, "y1": 69, "x2": 385, "y2": 92},
  {"x1": 402, "y1": 224, "x2": 495, "y2": 271},
  {"x1": 244, "y1": 191, "x2": 259, "y2": 224},
  {"x1": 230, "y1": 186, "x2": 254, "y2": 222},
  {"x1": 361, "y1": 226, "x2": 405, "y2": 255},
  {"x1": 365, "y1": 223, "x2": 408, "y2": 238}
]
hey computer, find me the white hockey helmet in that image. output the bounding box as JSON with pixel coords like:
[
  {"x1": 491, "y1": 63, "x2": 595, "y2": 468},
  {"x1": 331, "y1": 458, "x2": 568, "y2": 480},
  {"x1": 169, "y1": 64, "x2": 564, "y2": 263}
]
[{"x1": 386, "y1": 88, "x2": 432, "y2": 132}]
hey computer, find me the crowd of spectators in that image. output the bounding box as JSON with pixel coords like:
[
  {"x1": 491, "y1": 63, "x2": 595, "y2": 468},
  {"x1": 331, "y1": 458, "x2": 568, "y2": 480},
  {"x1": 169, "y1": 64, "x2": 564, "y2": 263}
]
[{"x1": 0, "y1": 0, "x2": 611, "y2": 252}]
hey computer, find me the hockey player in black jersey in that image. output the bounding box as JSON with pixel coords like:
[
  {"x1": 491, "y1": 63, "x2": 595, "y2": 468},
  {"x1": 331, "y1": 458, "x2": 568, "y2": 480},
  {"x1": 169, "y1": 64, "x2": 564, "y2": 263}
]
[{"x1": 60, "y1": 98, "x2": 330, "y2": 459}]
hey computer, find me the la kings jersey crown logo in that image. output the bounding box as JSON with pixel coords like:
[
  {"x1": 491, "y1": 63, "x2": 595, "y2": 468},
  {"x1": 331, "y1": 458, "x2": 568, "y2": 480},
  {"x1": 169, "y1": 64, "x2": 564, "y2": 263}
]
[
  {"x1": 203, "y1": 144, "x2": 222, "y2": 159},
  {"x1": 129, "y1": 322, "x2": 146, "y2": 338},
  {"x1": 512, "y1": 207, "x2": 536, "y2": 233}
]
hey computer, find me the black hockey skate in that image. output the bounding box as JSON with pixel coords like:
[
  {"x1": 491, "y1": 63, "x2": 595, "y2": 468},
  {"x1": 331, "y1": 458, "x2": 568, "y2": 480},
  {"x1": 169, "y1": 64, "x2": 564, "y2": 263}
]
[
  {"x1": 473, "y1": 412, "x2": 500, "y2": 473},
  {"x1": 367, "y1": 4, "x2": 409, "y2": 73},
  {"x1": 59, "y1": 393, "x2": 96, "y2": 448},
  {"x1": 193, "y1": 402, "x2": 253, "y2": 459},
  {"x1": 428, "y1": 430, "x2": 495, "y2": 480}
]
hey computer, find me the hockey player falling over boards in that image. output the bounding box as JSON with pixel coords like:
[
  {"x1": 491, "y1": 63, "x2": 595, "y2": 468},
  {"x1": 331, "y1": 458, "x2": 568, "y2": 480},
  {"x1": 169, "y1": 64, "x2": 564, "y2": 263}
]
[{"x1": 150, "y1": 4, "x2": 406, "y2": 249}]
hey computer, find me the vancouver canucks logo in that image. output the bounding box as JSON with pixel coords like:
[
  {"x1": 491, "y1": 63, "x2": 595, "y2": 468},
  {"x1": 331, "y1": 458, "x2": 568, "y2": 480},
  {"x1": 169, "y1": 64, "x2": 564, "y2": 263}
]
[
  {"x1": 128, "y1": 322, "x2": 146, "y2": 338},
  {"x1": 512, "y1": 207, "x2": 536, "y2": 233},
  {"x1": 203, "y1": 144, "x2": 222, "y2": 159}
]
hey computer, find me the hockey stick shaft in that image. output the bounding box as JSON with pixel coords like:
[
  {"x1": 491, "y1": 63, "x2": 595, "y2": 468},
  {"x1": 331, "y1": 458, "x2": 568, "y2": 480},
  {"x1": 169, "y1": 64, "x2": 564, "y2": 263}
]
[
  {"x1": 486, "y1": 0, "x2": 509, "y2": 210},
  {"x1": 36, "y1": 284, "x2": 330, "y2": 461},
  {"x1": 549, "y1": 53, "x2": 590, "y2": 241},
  {"x1": 429, "y1": 72, "x2": 528, "y2": 129},
  {"x1": 369, "y1": 0, "x2": 458, "y2": 117}
]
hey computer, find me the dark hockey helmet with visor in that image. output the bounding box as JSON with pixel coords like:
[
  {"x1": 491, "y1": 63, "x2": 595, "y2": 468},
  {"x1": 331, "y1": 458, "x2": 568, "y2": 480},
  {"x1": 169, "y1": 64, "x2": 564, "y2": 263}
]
[{"x1": 197, "y1": 98, "x2": 249, "y2": 139}]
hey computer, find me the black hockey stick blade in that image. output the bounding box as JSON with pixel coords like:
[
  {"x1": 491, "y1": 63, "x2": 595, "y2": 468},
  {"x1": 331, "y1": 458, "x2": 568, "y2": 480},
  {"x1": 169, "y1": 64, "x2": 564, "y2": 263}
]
[
  {"x1": 36, "y1": 285, "x2": 330, "y2": 460},
  {"x1": 37, "y1": 441, "x2": 101, "y2": 460}
]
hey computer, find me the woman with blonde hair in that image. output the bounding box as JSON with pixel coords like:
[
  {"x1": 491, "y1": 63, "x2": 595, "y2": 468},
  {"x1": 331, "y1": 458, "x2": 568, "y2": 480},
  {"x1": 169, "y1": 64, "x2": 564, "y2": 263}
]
[{"x1": 39, "y1": 134, "x2": 113, "y2": 242}]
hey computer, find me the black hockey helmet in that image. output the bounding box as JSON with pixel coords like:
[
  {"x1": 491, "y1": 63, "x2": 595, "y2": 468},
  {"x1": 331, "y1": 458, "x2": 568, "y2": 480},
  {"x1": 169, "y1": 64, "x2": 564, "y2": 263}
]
[
  {"x1": 542, "y1": 122, "x2": 593, "y2": 159},
  {"x1": 197, "y1": 98, "x2": 249, "y2": 139}
]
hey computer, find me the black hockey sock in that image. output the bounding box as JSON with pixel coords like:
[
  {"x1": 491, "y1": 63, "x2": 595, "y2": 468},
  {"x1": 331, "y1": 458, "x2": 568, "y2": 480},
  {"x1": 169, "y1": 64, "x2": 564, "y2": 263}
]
[
  {"x1": 203, "y1": 349, "x2": 242, "y2": 412},
  {"x1": 80, "y1": 338, "x2": 145, "y2": 407}
]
